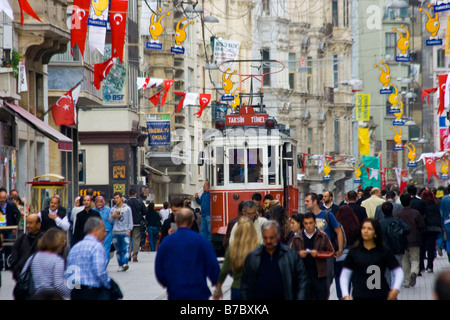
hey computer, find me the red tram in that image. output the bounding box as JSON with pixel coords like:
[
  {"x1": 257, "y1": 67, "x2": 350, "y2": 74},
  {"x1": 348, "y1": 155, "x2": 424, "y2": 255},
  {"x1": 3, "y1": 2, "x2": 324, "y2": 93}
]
[{"x1": 201, "y1": 60, "x2": 299, "y2": 245}]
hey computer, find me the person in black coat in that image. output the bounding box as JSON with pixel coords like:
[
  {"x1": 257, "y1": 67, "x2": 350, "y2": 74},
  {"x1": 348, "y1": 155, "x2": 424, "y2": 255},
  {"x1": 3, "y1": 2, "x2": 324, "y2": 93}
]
[
  {"x1": 346, "y1": 190, "x2": 368, "y2": 224},
  {"x1": 145, "y1": 202, "x2": 161, "y2": 251},
  {"x1": 72, "y1": 195, "x2": 101, "y2": 246},
  {"x1": 126, "y1": 189, "x2": 147, "y2": 262},
  {"x1": 420, "y1": 190, "x2": 443, "y2": 273},
  {"x1": 39, "y1": 196, "x2": 68, "y2": 232},
  {"x1": 9, "y1": 214, "x2": 43, "y2": 280}
]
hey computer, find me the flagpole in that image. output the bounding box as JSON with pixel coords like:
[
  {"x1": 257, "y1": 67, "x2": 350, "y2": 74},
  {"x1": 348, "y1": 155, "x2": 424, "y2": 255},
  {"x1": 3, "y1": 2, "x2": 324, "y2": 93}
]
[{"x1": 43, "y1": 78, "x2": 84, "y2": 118}]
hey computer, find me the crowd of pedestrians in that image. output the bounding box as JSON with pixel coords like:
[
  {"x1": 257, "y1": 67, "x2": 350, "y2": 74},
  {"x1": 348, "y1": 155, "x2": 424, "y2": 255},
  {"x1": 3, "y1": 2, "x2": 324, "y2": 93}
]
[{"x1": 2, "y1": 181, "x2": 450, "y2": 301}]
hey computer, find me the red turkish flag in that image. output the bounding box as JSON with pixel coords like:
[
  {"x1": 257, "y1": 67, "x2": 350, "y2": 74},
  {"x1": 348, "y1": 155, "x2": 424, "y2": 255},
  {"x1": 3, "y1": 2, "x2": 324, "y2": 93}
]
[
  {"x1": 110, "y1": 0, "x2": 128, "y2": 64},
  {"x1": 161, "y1": 80, "x2": 176, "y2": 107},
  {"x1": 438, "y1": 74, "x2": 447, "y2": 116},
  {"x1": 94, "y1": 57, "x2": 116, "y2": 90},
  {"x1": 425, "y1": 157, "x2": 439, "y2": 183},
  {"x1": 70, "y1": 0, "x2": 90, "y2": 58},
  {"x1": 399, "y1": 170, "x2": 409, "y2": 194},
  {"x1": 51, "y1": 84, "x2": 81, "y2": 126},
  {"x1": 194, "y1": 93, "x2": 211, "y2": 118},
  {"x1": 174, "y1": 91, "x2": 186, "y2": 114},
  {"x1": 18, "y1": 0, "x2": 41, "y2": 26},
  {"x1": 149, "y1": 89, "x2": 163, "y2": 106}
]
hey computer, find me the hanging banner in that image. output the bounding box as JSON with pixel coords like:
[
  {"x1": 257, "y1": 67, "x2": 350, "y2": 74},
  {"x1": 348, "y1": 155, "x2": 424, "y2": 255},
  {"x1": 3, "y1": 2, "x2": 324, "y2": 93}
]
[
  {"x1": 146, "y1": 113, "x2": 171, "y2": 146},
  {"x1": 102, "y1": 45, "x2": 126, "y2": 104},
  {"x1": 446, "y1": 16, "x2": 450, "y2": 55},
  {"x1": 70, "y1": 0, "x2": 90, "y2": 58},
  {"x1": 110, "y1": 0, "x2": 128, "y2": 63},
  {"x1": 361, "y1": 155, "x2": 381, "y2": 189},
  {"x1": 87, "y1": 0, "x2": 109, "y2": 55},
  {"x1": 355, "y1": 93, "x2": 370, "y2": 121},
  {"x1": 18, "y1": 58, "x2": 27, "y2": 93},
  {"x1": 440, "y1": 128, "x2": 450, "y2": 151},
  {"x1": 358, "y1": 127, "x2": 369, "y2": 156},
  {"x1": 213, "y1": 38, "x2": 241, "y2": 67},
  {"x1": 438, "y1": 74, "x2": 448, "y2": 115}
]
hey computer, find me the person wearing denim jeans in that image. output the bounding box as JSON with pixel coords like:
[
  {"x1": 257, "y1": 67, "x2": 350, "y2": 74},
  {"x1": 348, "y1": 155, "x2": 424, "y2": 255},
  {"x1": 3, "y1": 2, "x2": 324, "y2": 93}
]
[
  {"x1": 194, "y1": 181, "x2": 211, "y2": 242},
  {"x1": 93, "y1": 196, "x2": 113, "y2": 264},
  {"x1": 109, "y1": 192, "x2": 133, "y2": 272},
  {"x1": 145, "y1": 202, "x2": 161, "y2": 251}
]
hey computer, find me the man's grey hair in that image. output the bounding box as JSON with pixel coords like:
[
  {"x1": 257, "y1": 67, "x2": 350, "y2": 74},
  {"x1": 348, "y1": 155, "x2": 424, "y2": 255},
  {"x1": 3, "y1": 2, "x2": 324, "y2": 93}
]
[
  {"x1": 242, "y1": 200, "x2": 257, "y2": 211},
  {"x1": 84, "y1": 217, "x2": 104, "y2": 234},
  {"x1": 261, "y1": 219, "x2": 280, "y2": 237}
]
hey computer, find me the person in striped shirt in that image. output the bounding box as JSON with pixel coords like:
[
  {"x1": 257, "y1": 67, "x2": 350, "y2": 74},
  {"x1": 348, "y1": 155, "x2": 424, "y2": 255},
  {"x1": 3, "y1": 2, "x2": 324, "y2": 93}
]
[{"x1": 21, "y1": 227, "x2": 70, "y2": 299}]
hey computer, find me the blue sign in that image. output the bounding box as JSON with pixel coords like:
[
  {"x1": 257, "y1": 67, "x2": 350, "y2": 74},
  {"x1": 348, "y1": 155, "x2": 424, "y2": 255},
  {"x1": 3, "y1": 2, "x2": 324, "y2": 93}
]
[
  {"x1": 147, "y1": 120, "x2": 170, "y2": 146},
  {"x1": 146, "y1": 42, "x2": 163, "y2": 50}
]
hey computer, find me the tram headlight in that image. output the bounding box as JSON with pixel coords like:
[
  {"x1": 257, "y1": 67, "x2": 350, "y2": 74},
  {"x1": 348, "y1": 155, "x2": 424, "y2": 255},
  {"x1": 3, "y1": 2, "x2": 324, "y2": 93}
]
[
  {"x1": 215, "y1": 120, "x2": 225, "y2": 131},
  {"x1": 265, "y1": 118, "x2": 277, "y2": 129}
]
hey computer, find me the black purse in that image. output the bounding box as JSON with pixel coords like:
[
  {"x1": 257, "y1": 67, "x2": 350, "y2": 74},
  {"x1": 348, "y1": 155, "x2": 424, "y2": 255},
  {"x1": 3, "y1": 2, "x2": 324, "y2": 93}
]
[
  {"x1": 109, "y1": 278, "x2": 123, "y2": 300},
  {"x1": 13, "y1": 253, "x2": 37, "y2": 300}
]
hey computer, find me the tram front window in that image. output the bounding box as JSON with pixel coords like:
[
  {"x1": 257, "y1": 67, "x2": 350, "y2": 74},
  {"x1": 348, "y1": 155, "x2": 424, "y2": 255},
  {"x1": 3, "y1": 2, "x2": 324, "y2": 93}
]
[
  {"x1": 248, "y1": 148, "x2": 263, "y2": 183},
  {"x1": 229, "y1": 148, "x2": 245, "y2": 183},
  {"x1": 228, "y1": 148, "x2": 263, "y2": 183}
]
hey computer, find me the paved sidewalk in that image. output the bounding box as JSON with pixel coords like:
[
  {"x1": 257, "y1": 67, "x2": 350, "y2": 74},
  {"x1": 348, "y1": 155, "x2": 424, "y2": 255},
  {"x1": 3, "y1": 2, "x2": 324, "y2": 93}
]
[
  {"x1": 1, "y1": 250, "x2": 448, "y2": 300},
  {"x1": 0, "y1": 251, "x2": 232, "y2": 300}
]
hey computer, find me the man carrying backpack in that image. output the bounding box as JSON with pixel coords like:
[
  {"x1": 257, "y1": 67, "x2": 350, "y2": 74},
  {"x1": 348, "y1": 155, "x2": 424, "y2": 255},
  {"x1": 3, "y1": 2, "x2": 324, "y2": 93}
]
[{"x1": 379, "y1": 201, "x2": 410, "y2": 286}]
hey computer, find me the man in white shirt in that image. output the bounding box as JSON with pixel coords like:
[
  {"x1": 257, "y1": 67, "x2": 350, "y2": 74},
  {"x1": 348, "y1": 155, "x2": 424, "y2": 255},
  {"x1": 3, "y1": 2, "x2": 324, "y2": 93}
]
[
  {"x1": 39, "y1": 196, "x2": 70, "y2": 232},
  {"x1": 229, "y1": 200, "x2": 267, "y2": 245}
]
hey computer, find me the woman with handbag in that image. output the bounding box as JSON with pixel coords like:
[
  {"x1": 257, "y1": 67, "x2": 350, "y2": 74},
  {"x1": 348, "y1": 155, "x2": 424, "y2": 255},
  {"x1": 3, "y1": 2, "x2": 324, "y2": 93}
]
[{"x1": 19, "y1": 227, "x2": 70, "y2": 299}]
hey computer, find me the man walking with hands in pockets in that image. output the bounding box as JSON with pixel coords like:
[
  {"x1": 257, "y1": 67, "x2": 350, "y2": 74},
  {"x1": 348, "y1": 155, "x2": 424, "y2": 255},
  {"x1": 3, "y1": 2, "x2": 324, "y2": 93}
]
[{"x1": 109, "y1": 192, "x2": 133, "y2": 272}]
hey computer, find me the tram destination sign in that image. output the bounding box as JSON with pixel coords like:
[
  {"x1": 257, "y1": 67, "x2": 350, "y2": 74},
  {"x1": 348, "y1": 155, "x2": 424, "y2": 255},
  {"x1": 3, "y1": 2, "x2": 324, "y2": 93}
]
[{"x1": 225, "y1": 105, "x2": 268, "y2": 126}]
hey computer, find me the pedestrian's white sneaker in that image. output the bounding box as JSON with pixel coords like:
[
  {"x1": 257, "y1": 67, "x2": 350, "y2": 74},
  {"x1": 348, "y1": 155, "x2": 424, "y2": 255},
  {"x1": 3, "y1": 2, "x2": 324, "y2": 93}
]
[
  {"x1": 122, "y1": 264, "x2": 129, "y2": 271},
  {"x1": 117, "y1": 267, "x2": 124, "y2": 272}
]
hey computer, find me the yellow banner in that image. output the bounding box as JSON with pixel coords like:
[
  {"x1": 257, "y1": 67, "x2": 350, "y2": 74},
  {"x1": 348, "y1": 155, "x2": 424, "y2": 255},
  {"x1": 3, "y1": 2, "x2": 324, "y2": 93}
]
[
  {"x1": 355, "y1": 93, "x2": 370, "y2": 121},
  {"x1": 358, "y1": 127, "x2": 370, "y2": 156},
  {"x1": 446, "y1": 16, "x2": 450, "y2": 55}
]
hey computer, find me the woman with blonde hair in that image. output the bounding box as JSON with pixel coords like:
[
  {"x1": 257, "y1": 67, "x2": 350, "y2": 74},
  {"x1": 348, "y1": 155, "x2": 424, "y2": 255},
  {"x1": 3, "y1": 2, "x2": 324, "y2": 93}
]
[{"x1": 213, "y1": 216, "x2": 259, "y2": 300}]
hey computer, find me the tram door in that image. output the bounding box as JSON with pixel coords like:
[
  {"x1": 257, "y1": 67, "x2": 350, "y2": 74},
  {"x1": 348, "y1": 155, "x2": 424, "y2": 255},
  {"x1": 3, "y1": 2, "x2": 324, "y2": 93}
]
[{"x1": 282, "y1": 142, "x2": 298, "y2": 216}]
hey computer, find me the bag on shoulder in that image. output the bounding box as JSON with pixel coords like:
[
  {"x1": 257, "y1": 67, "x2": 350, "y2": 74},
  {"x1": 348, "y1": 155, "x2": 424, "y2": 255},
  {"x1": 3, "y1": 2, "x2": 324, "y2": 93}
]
[
  {"x1": 325, "y1": 211, "x2": 347, "y2": 251},
  {"x1": 386, "y1": 219, "x2": 409, "y2": 254},
  {"x1": 13, "y1": 253, "x2": 36, "y2": 300}
]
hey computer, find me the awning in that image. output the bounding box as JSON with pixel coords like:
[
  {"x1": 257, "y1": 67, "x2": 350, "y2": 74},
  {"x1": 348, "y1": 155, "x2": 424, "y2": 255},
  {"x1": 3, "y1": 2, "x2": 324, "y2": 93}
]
[
  {"x1": 3, "y1": 101, "x2": 72, "y2": 151},
  {"x1": 141, "y1": 164, "x2": 171, "y2": 183}
]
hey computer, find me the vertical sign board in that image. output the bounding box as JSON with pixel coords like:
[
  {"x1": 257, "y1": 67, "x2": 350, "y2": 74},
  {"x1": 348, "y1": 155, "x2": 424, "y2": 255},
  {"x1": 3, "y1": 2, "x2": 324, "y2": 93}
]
[
  {"x1": 110, "y1": 144, "x2": 129, "y2": 199},
  {"x1": 146, "y1": 113, "x2": 171, "y2": 146},
  {"x1": 355, "y1": 93, "x2": 370, "y2": 121}
]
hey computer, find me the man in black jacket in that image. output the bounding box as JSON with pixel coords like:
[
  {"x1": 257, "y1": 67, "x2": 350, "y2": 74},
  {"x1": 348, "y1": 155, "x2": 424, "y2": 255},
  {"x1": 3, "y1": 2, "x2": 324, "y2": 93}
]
[
  {"x1": 407, "y1": 184, "x2": 426, "y2": 216},
  {"x1": 9, "y1": 214, "x2": 43, "y2": 281},
  {"x1": 39, "y1": 196, "x2": 69, "y2": 232},
  {"x1": 346, "y1": 190, "x2": 368, "y2": 224},
  {"x1": 72, "y1": 195, "x2": 101, "y2": 246},
  {"x1": 241, "y1": 220, "x2": 308, "y2": 300},
  {"x1": 126, "y1": 189, "x2": 147, "y2": 262}
]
